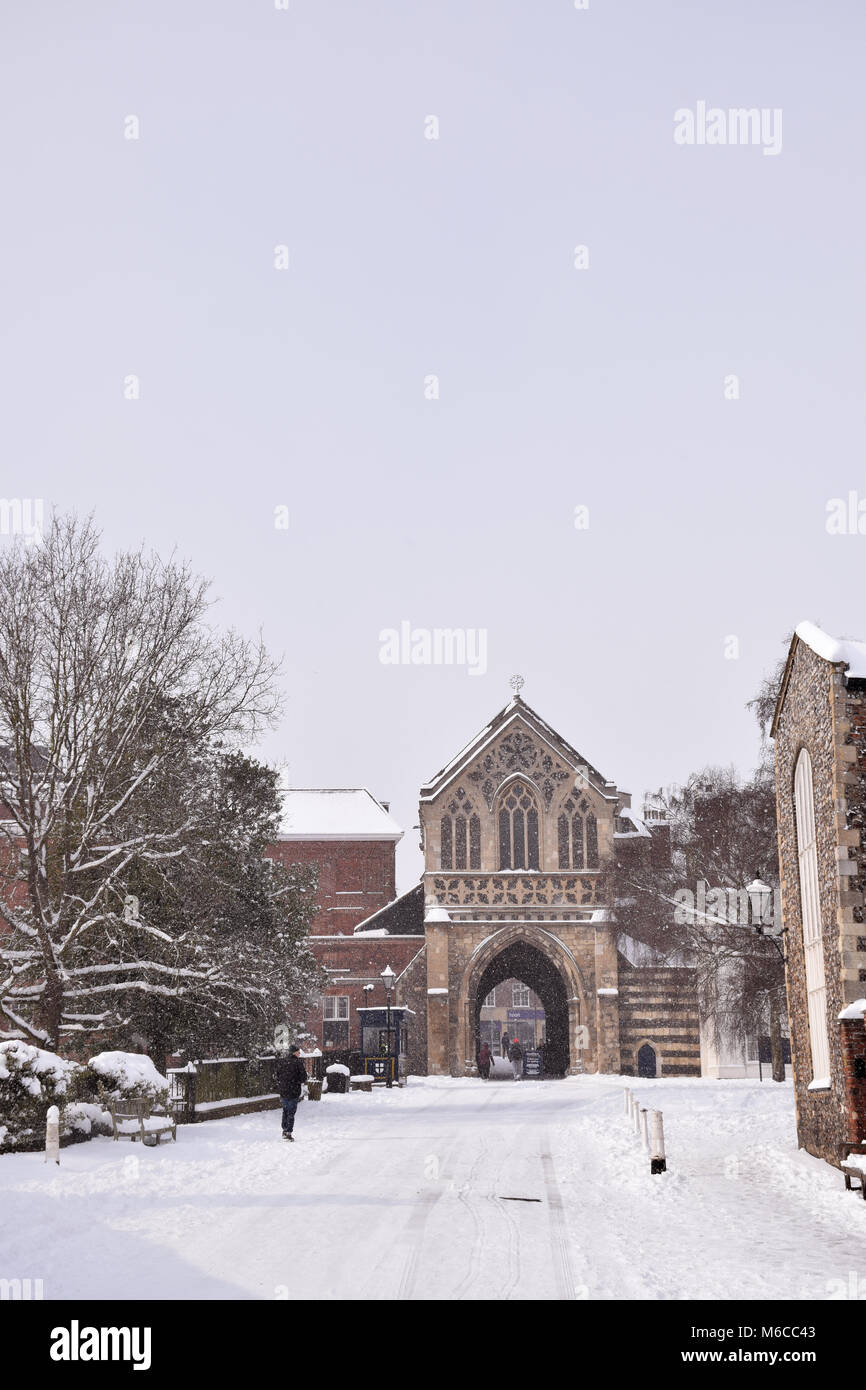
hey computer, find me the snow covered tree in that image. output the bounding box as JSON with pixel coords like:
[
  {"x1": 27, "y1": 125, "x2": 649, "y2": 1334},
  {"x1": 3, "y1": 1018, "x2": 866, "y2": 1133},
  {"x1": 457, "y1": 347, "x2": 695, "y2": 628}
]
[
  {"x1": 0, "y1": 513, "x2": 317, "y2": 1051},
  {"x1": 113, "y1": 746, "x2": 323, "y2": 1062}
]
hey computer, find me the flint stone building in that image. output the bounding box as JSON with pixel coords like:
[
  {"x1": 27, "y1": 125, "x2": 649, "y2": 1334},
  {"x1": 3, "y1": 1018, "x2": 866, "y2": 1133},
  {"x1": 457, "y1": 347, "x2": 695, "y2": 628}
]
[
  {"x1": 286, "y1": 694, "x2": 702, "y2": 1078},
  {"x1": 771, "y1": 621, "x2": 866, "y2": 1166}
]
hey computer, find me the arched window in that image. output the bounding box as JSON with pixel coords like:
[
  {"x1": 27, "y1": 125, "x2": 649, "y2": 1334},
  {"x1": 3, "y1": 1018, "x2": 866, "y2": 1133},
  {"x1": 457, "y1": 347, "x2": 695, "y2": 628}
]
[
  {"x1": 586, "y1": 813, "x2": 599, "y2": 869},
  {"x1": 498, "y1": 781, "x2": 540, "y2": 870},
  {"x1": 440, "y1": 788, "x2": 481, "y2": 871},
  {"x1": 557, "y1": 797, "x2": 584, "y2": 869},
  {"x1": 556, "y1": 795, "x2": 599, "y2": 869},
  {"x1": 793, "y1": 749, "x2": 830, "y2": 1085}
]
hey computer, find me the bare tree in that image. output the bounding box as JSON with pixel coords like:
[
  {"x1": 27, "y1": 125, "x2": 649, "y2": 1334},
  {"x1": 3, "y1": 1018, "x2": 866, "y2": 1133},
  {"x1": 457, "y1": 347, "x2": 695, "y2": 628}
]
[
  {"x1": 612, "y1": 765, "x2": 788, "y2": 1081},
  {"x1": 0, "y1": 513, "x2": 284, "y2": 1047}
]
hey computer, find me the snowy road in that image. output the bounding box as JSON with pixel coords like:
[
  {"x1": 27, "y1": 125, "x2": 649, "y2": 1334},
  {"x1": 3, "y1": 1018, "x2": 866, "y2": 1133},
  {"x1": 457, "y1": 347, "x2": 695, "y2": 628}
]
[{"x1": 3, "y1": 1075, "x2": 866, "y2": 1300}]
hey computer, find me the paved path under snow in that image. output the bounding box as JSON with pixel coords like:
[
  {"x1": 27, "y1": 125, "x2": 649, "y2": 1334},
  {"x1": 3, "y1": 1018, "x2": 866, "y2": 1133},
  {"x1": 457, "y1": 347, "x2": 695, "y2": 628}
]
[{"x1": 3, "y1": 1075, "x2": 866, "y2": 1300}]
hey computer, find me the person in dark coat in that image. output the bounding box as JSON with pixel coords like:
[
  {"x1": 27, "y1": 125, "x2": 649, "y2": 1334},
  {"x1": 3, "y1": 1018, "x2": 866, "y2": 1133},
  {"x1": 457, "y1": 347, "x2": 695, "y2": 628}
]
[
  {"x1": 275, "y1": 1044, "x2": 308, "y2": 1140},
  {"x1": 501, "y1": 1031, "x2": 510, "y2": 1058},
  {"x1": 508, "y1": 1038, "x2": 523, "y2": 1081},
  {"x1": 478, "y1": 1041, "x2": 492, "y2": 1080}
]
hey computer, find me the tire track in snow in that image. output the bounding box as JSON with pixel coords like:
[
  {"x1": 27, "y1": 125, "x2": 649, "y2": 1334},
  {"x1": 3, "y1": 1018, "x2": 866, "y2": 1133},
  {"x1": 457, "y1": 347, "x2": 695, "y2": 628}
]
[
  {"x1": 395, "y1": 1117, "x2": 475, "y2": 1300},
  {"x1": 540, "y1": 1130, "x2": 576, "y2": 1301},
  {"x1": 396, "y1": 1186, "x2": 449, "y2": 1300},
  {"x1": 450, "y1": 1128, "x2": 491, "y2": 1300}
]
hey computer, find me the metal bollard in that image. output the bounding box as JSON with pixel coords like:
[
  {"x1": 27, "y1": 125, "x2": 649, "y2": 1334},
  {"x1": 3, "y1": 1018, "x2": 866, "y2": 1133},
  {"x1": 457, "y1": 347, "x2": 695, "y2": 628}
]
[
  {"x1": 650, "y1": 1109, "x2": 667, "y2": 1174},
  {"x1": 632, "y1": 1096, "x2": 641, "y2": 1134},
  {"x1": 640, "y1": 1107, "x2": 649, "y2": 1151},
  {"x1": 623, "y1": 1088, "x2": 631, "y2": 1115},
  {"x1": 45, "y1": 1104, "x2": 60, "y2": 1166}
]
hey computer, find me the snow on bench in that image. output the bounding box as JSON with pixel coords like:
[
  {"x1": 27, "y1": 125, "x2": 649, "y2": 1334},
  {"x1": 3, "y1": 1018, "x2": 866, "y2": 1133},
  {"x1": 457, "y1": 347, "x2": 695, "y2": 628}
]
[
  {"x1": 109, "y1": 1099, "x2": 176, "y2": 1147},
  {"x1": 195, "y1": 1093, "x2": 279, "y2": 1112},
  {"x1": 842, "y1": 1152, "x2": 866, "y2": 1199}
]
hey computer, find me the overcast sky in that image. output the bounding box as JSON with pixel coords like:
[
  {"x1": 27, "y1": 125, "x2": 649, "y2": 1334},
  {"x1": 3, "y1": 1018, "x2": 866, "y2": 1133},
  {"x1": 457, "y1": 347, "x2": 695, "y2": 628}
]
[{"x1": 2, "y1": 1, "x2": 865, "y2": 890}]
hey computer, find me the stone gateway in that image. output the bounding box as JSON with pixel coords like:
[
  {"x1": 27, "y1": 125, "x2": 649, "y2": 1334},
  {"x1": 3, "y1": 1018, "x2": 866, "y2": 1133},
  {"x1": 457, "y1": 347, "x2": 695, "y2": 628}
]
[{"x1": 286, "y1": 692, "x2": 703, "y2": 1080}]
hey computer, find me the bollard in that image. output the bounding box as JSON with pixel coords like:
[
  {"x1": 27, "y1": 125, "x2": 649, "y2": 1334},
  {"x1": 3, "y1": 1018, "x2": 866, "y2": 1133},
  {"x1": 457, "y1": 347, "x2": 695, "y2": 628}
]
[
  {"x1": 650, "y1": 1109, "x2": 667, "y2": 1174},
  {"x1": 640, "y1": 1107, "x2": 649, "y2": 1151},
  {"x1": 632, "y1": 1097, "x2": 641, "y2": 1134},
  {"x1": 623, "y1": 1088, "x2": 631, "y2": 1115},
  {"x1": 44, "y1": 1104, "x2": 60, "y2": 1166}
]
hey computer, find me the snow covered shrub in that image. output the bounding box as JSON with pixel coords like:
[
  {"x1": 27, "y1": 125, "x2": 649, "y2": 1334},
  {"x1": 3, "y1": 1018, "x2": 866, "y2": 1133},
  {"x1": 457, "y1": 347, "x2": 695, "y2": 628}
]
[
  {"x1": 63, "y1": 1102, "x2": 113, "y2": 1140},
  {"x1": 84, "y1": 1052, "x2": 170, "y2": 1109},
  {"x1": 0, "y1": 1041, "x2": 80, "y2": 1153}
]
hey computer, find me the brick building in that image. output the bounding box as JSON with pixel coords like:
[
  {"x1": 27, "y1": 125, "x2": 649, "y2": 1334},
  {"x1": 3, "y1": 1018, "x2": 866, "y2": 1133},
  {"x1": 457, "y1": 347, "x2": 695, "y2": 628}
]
[
  {"x1": 274, "y1": 789, "x2": 423, "y2": 1054},
  {"x1": 771, "y1": 621, "x2": 866, "y2": 1166},
  {"x1": 288, "y1": 695, "x2": 703, "y2": 1077}
]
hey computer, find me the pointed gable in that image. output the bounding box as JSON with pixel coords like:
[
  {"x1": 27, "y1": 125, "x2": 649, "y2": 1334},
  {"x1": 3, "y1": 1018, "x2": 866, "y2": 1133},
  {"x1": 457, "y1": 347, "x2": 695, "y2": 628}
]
[{"x1": 419, "y1": 696, "x2": 616, "y2": 811}]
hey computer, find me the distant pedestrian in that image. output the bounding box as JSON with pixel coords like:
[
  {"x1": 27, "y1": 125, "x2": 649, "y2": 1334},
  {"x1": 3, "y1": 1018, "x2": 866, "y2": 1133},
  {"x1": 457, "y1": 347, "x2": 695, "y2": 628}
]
[
  {"x1": 501, "y1": 1031, "x2": 510, "y2": 1058},
  {"x1": 508, "y1": 1038, "x2": 523, "y2": 1081},
  {"x1": 478, "y1": 1041, "x2": 492, "y2": 1080},
  {"x1": 275, "y1": 1044, "x2": 308, "y2": 1141}
]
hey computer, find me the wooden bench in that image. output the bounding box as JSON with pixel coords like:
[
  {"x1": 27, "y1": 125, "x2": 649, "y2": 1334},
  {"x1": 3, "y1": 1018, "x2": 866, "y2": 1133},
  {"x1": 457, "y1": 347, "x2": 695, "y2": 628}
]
[
  {"x1": 842, "y1": 1160, "x2": 866, "y2": 1200},
  {"x1": 350, "y1": 1076, "x2": 373, "y2": 1093},
  {"x1": 109, "y1": 1098, "x2": 177, "y2": 1147}
]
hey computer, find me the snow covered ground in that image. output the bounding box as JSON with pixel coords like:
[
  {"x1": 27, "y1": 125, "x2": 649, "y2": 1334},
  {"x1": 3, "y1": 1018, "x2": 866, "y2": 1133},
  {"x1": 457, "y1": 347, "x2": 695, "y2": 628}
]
[{"x1": 2, "y1": 1074, "x2": 865, "y2": 1301}]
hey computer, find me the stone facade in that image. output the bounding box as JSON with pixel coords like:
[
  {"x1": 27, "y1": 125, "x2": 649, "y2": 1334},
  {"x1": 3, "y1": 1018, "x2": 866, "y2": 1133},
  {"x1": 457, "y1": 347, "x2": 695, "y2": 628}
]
[
  {"x1": 289, "y1": 697, "x2": 702, "y2": 1078},
  {"x1": 618, "y1": 964, "x2": 701, "y2": 1076},
  {"x1": 415, "y1": 696, "x2": 699, "y2": 1077},
  {"x1": 771, "y1": 625, "x2": 866, "y2": 1165}
]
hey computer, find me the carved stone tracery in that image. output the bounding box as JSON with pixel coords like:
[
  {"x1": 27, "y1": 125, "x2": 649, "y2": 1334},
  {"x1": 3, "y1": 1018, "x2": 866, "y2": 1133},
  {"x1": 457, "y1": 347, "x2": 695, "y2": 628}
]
[
  {"x1": 431, "y1": 873, "x2": 601, "y2": 907},
  {"x1": 466, "y1": 730, "x2": 571, "y2": 809}
]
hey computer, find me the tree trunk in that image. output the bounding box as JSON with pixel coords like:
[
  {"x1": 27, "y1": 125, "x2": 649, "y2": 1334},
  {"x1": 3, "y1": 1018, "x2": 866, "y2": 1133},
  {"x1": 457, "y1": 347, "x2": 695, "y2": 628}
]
[
  {"x1": 39, "y1": 972, "x2": 64, "y2": 1053},
  {"x1": 769, "y1": 996, "x2": 785, "y2": 1083}
]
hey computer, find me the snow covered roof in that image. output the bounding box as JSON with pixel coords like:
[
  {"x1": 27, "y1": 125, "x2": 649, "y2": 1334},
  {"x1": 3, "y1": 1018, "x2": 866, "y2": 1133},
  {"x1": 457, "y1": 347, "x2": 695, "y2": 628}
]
[
  {"x1": 613, "y1": 807, "x2": 652, "y2": 839},
  {"x1": 794, "y1": 621, "x2": 866, "y2": 677},
  {"x1": 277, "y1": 788, "x2": 403, "y2": 841},
  {"x1": 772, "y1": 622, "x2": 866, "y2": 737}
]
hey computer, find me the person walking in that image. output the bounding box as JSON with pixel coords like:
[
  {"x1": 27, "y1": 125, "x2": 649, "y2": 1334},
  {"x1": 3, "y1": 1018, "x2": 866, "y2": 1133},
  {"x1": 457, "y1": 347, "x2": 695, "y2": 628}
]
[
  {"x1": 508, "y1": 1037, "x2": 523, "y2": 1081},
  {"x1": 501, "y1": 1030, "x2": 510, "y2": 1059},
  {"x1": 478, "y1": 1041, "x2": 492, "y2": 1080},
  {"x1": 275, "y1": 1043, "x2": 308, "y2": 1141}
]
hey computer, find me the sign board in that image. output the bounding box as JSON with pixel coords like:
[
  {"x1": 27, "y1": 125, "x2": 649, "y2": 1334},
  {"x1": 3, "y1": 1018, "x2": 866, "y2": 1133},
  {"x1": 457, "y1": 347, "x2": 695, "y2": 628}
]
[{"x1": 523, "y1": 1050, "x2": 542, "y2": 1076}]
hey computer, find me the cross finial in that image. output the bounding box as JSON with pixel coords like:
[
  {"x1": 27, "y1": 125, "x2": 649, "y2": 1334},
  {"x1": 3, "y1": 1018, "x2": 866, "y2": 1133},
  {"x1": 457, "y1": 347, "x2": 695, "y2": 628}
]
[{"x1": 509, "y1": 674, "x2": 525, "y2": 699}]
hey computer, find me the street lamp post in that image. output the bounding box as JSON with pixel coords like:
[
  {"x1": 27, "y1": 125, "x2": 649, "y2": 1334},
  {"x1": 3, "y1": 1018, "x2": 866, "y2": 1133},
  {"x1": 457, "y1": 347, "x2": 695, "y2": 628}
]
[
  {"x1": 746, "y1": 879, "x2": 773, "y2": 934},
  {"x1": 362, "y1": 983, "x2": 375, "y2": 1056},
  {"x1": 380, "y1": 964, "x2": 396, "y2": 1088}
]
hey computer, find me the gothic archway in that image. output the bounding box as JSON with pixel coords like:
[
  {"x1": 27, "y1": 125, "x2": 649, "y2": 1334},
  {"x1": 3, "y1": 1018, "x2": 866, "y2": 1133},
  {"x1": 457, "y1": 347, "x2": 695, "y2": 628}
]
[{"x1": 457, "y1": 924, "x2": 591, "y2": 1077}]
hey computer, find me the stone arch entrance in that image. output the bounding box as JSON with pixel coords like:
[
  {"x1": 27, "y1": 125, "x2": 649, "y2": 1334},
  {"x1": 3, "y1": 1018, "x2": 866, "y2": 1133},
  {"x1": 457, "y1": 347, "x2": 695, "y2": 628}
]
[{"x1": 457, "y1": 924, "x2": 591, "y2": 1077}]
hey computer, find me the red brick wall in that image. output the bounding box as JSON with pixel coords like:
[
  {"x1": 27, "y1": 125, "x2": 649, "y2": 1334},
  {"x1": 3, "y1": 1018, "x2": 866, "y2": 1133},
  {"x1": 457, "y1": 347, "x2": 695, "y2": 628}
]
[
  {"x1": 303, "y1": 934, "x2": 425, "y2": 1053},
  {"x1": 267, "y1": 838, "x2": 397, "y2": 935},
  {"x1": 840, "y1": 1016, "x2": 866, "y2": 1147}
]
